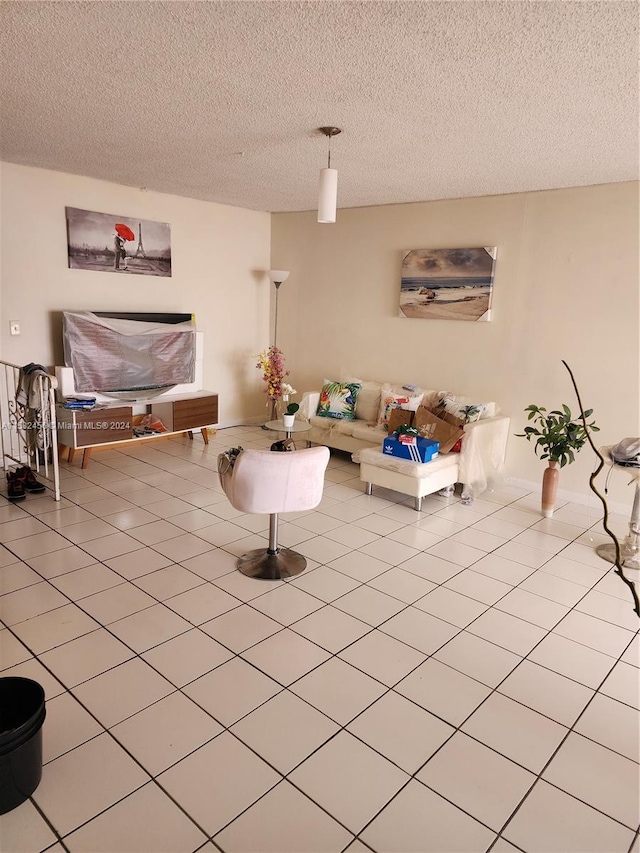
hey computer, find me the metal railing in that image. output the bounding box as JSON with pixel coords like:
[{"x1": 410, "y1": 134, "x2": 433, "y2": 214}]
[{"x1": 0, "y1": 361, "x2": 60, "y2": 501}]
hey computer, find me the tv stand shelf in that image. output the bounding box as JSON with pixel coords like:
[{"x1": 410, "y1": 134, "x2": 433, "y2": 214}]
[{"x1": 56, "y1": 391, "x2": 218, "y2": 469}]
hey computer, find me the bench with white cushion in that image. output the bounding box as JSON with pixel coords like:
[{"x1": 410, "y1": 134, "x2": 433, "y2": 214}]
[{"x1": 359, "y1": 447, "x2": 460, "y2": 511}]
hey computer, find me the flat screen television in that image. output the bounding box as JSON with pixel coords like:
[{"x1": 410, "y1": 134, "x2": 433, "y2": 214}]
[{"x1": 61, "y1": 311, "x2": 199, "y2": 402}]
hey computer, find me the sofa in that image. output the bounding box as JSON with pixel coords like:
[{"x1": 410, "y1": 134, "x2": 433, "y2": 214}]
[{"x1": 298, "y1": 378, "x2": 510, "y2": 500}]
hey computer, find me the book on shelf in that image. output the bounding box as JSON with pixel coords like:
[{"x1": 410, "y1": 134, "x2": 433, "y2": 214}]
[{"x1": 62, "y1": 396, "x2": 97, "y2": 410}]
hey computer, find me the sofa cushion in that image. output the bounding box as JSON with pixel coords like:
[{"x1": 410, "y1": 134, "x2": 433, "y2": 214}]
[
  {"x1": 351, "y1": 422, "x2": 387, "y2": 443},
  {"x1": 309, "y1": 415, "x2": 360, "y2": 437},
  {"x1": 359, "y1": 446, "x2": 459, "y2": 478},
  {"x1": 344, "y1": 378, "x2": 382, "y2": 422},
  {"x1": 316, "y1": 380, "x2": 361, "y2": 420}
]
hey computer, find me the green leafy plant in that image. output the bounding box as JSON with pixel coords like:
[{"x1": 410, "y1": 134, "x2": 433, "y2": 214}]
[
  {"x1": 517, "y1": 404, "x2": 599, "y2": 467},
  {"x1": 394, "y1": 424, "x2": 419, "y2": 438},
  {"x1": 286, "y1": 402, "x2": 299, "y2": 416}
]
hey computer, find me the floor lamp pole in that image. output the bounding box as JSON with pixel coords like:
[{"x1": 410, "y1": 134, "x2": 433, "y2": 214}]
[
  {"x1": 273, "y1": 282, "x2": 280, "y2": 348},
  {"x1": 269, "y1": 281, "x2": 282, "y2": 421},
  {"x1": 266, "y1": 270, "x2": 289, "y2": 424},
  {"x1": 268, "y1": 283, "x2": 281, "y2": 422}
]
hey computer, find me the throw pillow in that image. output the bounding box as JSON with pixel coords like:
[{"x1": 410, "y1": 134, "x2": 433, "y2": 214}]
[
  {"x1": 438, "y1": 396, "x2": 488, "y2": 423},
  {"x1": 378, "y1": 386, "x2": 423, "y2": 428},
  {"x1": 316, "y1": 380, "x2": 361, "y2": 420}
]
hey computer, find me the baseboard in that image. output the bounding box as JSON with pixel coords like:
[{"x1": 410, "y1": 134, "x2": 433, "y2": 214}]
[
  {"x1": 217, "y1": 415, "x2": 266, "y2": 428},
  {"x1": 508, "y1": 477, "x2": 630, "y2": 517}
]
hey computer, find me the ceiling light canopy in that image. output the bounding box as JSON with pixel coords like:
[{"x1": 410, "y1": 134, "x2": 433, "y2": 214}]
[{"x1": 318, "y1": 127, "x2": 342, "y2": 224}]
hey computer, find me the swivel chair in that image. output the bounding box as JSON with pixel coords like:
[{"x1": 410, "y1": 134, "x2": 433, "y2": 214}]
[{"x1": 219, "y1": 446, "x2": 330, "y2": 579}]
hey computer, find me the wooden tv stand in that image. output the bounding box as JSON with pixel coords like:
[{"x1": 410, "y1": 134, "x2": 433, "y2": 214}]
[{"x1": 56, "y1": 391, "x2": 218, "y2": 469}]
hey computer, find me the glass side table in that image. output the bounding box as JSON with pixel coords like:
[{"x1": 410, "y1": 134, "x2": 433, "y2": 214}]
[{"x1": 264, "y1": 420, "x2": 312, "y2": 442}]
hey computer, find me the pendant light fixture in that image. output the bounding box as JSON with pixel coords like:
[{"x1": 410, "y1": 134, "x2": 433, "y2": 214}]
[{"x1": 318, "y1": 126, "x2": 342, "y2": 224}]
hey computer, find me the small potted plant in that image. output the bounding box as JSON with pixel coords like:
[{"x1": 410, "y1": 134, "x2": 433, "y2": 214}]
[
  {"x1": 283, "y1": 401, "x2": 299, "y2": 429},
  {"x1": 281, "y1": 384, "x2": 298, "y2": 429},
  {"x1": 517, "y1": 403, "x2": 599, "y2": 517}
]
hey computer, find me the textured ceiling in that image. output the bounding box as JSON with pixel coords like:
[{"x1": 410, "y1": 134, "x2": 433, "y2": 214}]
[{"x1": 1, "y1": 1, "x2": 638, "y2": 213}]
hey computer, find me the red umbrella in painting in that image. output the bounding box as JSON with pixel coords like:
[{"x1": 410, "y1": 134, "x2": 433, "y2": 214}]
[{"x1": 115, "y1": 223, "x2": 135, "y2": 241}]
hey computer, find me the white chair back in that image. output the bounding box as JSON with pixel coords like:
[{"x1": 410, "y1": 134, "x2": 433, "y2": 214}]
[{"x1": 221, "y1": 446, "x2": 330, "y2": 515}]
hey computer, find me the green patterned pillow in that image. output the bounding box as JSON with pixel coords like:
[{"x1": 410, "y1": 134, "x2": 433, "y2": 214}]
[{"x1": 316, "y1": 380, "x2": 361, "y2": 420}]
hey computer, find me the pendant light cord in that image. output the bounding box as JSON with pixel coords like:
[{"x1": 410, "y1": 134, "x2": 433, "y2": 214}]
[{"x1": 318, "y1": 126, "x2": 341, "y2": 170}]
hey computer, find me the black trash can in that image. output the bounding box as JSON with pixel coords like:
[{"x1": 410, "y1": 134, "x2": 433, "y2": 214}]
[{"x1": 0, "y1": 677, "x2": 46, "y2": 814}]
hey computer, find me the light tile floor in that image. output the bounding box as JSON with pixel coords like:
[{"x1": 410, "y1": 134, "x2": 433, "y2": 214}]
[{"x1": 1, "y1": 426, "x2": 639, "y2": 853}]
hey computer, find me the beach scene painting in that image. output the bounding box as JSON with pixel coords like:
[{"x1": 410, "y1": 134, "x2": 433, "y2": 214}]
[{"x1": 400, "y1": 247, "x2": 497, "y2": 321}]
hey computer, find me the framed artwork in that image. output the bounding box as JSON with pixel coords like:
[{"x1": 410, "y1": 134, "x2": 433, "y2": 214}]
[
  {"x1": 399, "y1": 247, "x2": 497, "y2": 321},
  {"x1": 66, "y1": 207, "x2": 171, "y2": 277}
]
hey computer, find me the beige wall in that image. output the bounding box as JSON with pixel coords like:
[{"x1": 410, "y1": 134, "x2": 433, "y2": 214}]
[
  {"x1": 272, "y1": 182, "x2": 640, "y2": 504},
  {"x1": 2, "y1": 163, "x2": 637, "y2": 505},
  {"x1": 0, "y1": 162, "x2": 271, "y2": 424}
]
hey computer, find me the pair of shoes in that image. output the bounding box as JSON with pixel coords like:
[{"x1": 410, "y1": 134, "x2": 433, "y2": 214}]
[
  {"x1": 8, "y1": 466, "x2": 46, "y2": 501},
  {"x1": 6, "y1": 470, "x2": 26, "y2": 501},
  {"x1": 16, "y1": 466, "x2": 46, "y2": 494}
]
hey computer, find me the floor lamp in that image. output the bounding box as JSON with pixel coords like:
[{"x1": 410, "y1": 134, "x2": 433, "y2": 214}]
[
  {"x1": 267, "y1": 270, "x2": 289, "y2": 421},
  {"x1": 269, "y1": 269, "x2": 289, "y2": 348}
]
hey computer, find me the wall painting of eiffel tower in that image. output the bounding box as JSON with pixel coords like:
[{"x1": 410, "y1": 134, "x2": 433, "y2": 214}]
[{"x1": 66, "y1": 207, "x2": 172, "y2": 277}]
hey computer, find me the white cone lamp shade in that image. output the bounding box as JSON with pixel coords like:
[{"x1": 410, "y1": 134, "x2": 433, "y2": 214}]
[{"x1": 318, "y1": 168, "x2": 338, "y2": 224}]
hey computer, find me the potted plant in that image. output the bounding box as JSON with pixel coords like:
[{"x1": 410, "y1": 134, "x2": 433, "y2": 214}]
[
  {"x1": 283, "y1": 402, "x2": 299, "y2": 429},
  {"x1": 280, "y1": 383, "x2": 298, "y2": 428},
  {"x1": 517, "y1": 403, "x2": 599, "y2": 517}
]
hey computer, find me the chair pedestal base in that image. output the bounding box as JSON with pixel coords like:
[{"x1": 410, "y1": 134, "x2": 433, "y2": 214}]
[
  {"x1": 596, "y1": 479, "x2": 640, "y2": 570},
  {"x1": 596, "y1": 540, "x2": 640, "y2": 570},
  {"x1": 237, "y1": 548, "x2": 307, "y2": 580}
]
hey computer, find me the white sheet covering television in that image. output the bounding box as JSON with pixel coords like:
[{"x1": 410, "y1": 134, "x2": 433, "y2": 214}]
[{"x1": 59, "y1": 311, "x2": 203, "y2": 403}]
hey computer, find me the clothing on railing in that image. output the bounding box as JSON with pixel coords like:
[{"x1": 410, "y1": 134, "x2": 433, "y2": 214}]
[
  {"x1": 16, "y1": 363, "x2": 49, "y2": 408},
  {"x1": 0, "y1": 358, "x2": 60, "y2": 500},
  {"x1": 16, "y1": 363, "x2": 52, "y2": 461}
]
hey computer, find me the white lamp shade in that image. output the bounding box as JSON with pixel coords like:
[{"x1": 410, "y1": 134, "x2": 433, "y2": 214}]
[
  {"x1": 268, "y1": 270, "x2": 289, "y2": 284},
  {"x1": 318, "y1": 167, "x2": 338, "y2": 223}
]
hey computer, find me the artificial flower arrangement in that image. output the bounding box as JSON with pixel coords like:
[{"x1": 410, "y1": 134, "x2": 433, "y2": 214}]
[{"x1": 256, "y1": 345, "x2": 289, "y2": 403}]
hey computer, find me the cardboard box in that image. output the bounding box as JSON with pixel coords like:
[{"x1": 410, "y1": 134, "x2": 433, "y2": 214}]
[{"x1": 382, "y1": 434, "x2": 440, "y2": 463}]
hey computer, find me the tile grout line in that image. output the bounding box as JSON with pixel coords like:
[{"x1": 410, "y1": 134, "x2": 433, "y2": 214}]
[{"x1": 1, "y1": 431, "x2": 637, "y2": 851}]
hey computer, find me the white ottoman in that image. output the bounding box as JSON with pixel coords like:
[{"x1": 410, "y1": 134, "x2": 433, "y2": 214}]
[{"x1": 359, "y1": 447, "x2": 459, "y2": 511}]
